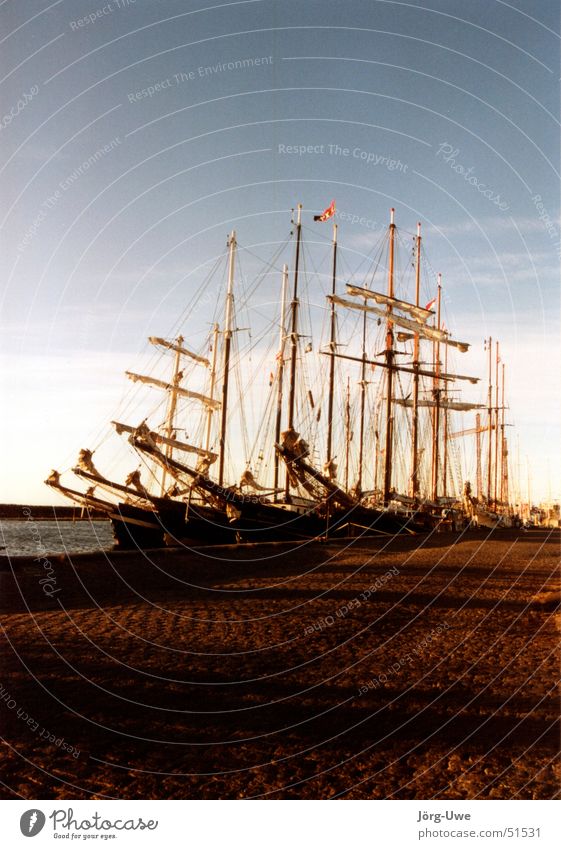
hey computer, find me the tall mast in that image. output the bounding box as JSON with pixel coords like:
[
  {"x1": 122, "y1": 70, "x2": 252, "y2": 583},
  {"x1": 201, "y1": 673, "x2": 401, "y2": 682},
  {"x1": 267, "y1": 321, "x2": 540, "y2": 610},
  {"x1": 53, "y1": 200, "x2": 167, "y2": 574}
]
[
  {"x1": 273, "y1": 264, "x2": 289, "y2": 499},
  {"x1": 526, "y1": 454, "x2": 532, "y2": 522},
  {"x1": 218, "y1": 230, "x2": 236, "y2": 487},
  {"x1": 410, "y1": 221, "x2": 421, "y2": 500},
  {"x1": 430, "y1": 276, "x2": 442, "y2": 502},
  {"x1": 160, "y1": 334, "x2": 184, "y2": 496},
  {"x1": 475, "y1": 412, "x2": 482, "y2": 499},
  {"x1": 442, "y1": 333, "x2": 449, "y2": 498},
  {"x1": 383, "y1": 208, "x2": 396, "y2": 506},
  {"x1": 516, "y1": 436, "x2": 521, "y2": 515},
  {"x1": 486, "y1": 336, "x2": 493, "y2": 503},
  {"x1": 325, "y1": 221, "x2": 338, "y2": 467},
  {"x1": 357, "y1": 307, "x2": 367, "y2": 496},
  {"x1": 285, "y1": 203, "x2": 303, "y2": 501},
  {"x1": 374, "y1": 419, "x2": 380, "y2": 497},
  {"x1": 344, "y1": 376, "x2": 351, "y2": 492},
  {"x1": 204, "y1": 323, "x2": 220, "y2": 454},
  {"x1": 493, "y1": 340, "x2": 500, "y2": 508},
  {"x1": 500, "y1": 362, "x2": 507, "y2": 507}
]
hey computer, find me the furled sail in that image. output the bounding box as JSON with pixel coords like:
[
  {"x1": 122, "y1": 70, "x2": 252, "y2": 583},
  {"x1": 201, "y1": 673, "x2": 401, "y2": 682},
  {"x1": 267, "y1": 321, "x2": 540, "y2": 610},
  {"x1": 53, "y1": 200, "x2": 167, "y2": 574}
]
[
  {"x1": 46, "y1": 470, "x2": 61, "y2": 487},
  {"x1": 45, "y1": 473, "x2": 115, "y2": 513},
  {"x1": 76, "y1": 448, "x2": 101, "y2": 477},
  {"x1": 149, "y1": 336, "x2": 210, "y2": 367},
  {"x1": 443, "y1": 339, "x2": 470, "y2": 353},
  {"x1": 125, "y1": 372, "x2": 221, "y2": 409},
  {"x1": 394, "y1": 399, "x2": 485, "y2": 411},
  {"x1": 278, "y1": 430, "x2": 356, "y2": 508},
  {"x1": 397, "y1": 330, "x2": 468, "y2": 352},
  {"x1": 73, "y1": 464, "x2": 156, "y2": 505},
  {"x1": 440, "y1": 371, "x2": 480, "y2": 385},
  {"x1": 329, "y1": 295, "x2": 449, "y2": 343},
  {"x1": 239, "y1": 469, "x2": 270, "y2": 491},
  {"x1": 281, "y1": 428, "x2": 310, "y2": 459},
  {"x1": 112, "y1": 421, "x2": 217, "y2": 462},
  {"x1": 346, "y1": 285, "x2": 434, "y2": 322},
  {"x1": 323, "y1": 459, "x2": 338, "y2": 480},
  {"x1": 124, "y1": 469, "x2": 149, "y2": 497},
  {"x1": 339, "y1": 291, "x2": 470, "y2": 351}
]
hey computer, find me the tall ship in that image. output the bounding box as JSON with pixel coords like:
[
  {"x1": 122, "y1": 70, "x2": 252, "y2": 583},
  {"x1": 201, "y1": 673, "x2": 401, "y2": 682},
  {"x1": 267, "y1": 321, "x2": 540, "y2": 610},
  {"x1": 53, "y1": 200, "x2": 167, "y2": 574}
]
[{"x1": 47, "y1": 204, "x2": 517, "y2": 547}]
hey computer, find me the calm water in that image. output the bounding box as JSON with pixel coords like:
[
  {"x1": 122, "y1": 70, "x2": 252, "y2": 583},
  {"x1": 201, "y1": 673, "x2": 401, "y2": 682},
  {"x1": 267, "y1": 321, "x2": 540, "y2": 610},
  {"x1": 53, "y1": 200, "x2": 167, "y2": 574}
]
[{"x1": 0, "y1": 519, "x2": 114, "y2": 557}]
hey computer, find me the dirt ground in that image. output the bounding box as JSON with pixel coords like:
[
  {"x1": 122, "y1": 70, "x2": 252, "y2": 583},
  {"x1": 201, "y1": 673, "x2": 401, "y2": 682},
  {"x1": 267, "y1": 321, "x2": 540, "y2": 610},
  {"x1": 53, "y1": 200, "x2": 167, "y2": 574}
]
[{"x1": 1, "y1": 528, "x2": 559, "y2": 799}]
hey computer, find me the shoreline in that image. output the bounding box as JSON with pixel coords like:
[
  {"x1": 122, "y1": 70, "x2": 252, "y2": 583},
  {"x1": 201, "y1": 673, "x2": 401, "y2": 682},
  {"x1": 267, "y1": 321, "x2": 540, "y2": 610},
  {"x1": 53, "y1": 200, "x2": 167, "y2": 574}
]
[
  {"x1": 1, "y1": 525, "x2": 557, "y2": 564},
  {"x1": 0, "y1": 504, "x2": 107, "y2": 520}
]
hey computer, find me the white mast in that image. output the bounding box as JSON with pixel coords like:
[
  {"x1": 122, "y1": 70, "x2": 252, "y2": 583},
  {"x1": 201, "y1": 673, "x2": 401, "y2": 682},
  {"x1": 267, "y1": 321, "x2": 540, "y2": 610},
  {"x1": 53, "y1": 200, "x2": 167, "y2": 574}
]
[
  {"x1": 284, "y1": 203, "x2": 303, "y2": 502},
  {"x1": 430, "y1": 275, "x2": 442, "y2": 502},
  {"x1": 383, "y1": 208, "x2": 396, "y2": 506},
  {"x1": 273, "y1": 264, "x2": 289, "y2": 499},
  {"x1": 204, "y1": 323, "x2": 220, "y2": 454},
  {"x1": 218, "y1": 231, "x2": 236, "y2": 487},
  {"x1": 410, "y1": 221, "x2": 421, "y2": 500},
  {"x1": 160, "y1": 334, "x2": 184, "y2": 496}
]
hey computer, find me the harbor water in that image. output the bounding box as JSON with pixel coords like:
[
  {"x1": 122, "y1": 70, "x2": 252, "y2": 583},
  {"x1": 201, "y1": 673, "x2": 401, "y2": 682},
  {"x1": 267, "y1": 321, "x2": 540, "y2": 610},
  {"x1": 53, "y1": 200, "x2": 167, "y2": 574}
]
[{"x1": 0, "y1": 519, "x2": 114, "y2": 557}]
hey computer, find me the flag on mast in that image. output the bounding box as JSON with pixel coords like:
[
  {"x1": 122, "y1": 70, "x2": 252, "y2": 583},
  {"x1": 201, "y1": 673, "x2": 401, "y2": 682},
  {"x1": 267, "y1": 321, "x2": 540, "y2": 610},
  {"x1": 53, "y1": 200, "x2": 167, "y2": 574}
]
[
  {"x1": 425, "y1": 296, "x2": 437, "y2": 311},
  {"x1": 314, "y1": 200, "x2": 336, "y2": 222}
]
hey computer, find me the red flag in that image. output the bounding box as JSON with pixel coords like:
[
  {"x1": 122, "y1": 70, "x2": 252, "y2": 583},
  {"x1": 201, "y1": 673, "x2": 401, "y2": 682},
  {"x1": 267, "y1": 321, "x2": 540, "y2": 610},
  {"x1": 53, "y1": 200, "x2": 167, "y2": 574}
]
[
  {"x1": 314, "y1": 200, "x2": 336, "y2": 222},
  {"x1": 425, "y1": 297, "x2": 436, "y2": 311}
]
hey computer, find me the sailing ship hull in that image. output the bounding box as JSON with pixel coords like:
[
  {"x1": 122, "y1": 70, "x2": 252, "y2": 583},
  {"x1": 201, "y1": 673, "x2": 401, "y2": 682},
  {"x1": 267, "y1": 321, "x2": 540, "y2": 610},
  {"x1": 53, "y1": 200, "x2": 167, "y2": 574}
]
[
  {"x1": 112, "y1": 500, "x2": 239, "y2": 548},
  {"x1": 472, "y1": 508, "x2": 512, "y2": 529},
  {"x1": 110, "y1": 499, "x2": 187, "y2": 549},
  {"x1": 228, "y1": 501, "x2": 328, "y2": 542},
  {"x1": 328, "y1": 504, "x2": 424, "y2": 536},
  {"x1": 168, "y1": 502, "x2": 237, "y2": 545},
  {"x1": 228, "y1": 499, "x2": 424, "y2": 542},
  {"x1": 109, "y1": 503, "x2": 168, "y2": 549}
]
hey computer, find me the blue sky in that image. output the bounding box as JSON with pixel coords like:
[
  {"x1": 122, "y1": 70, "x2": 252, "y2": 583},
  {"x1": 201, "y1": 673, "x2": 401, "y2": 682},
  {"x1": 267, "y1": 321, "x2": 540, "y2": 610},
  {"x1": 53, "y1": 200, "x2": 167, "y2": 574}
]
[{"x1": 1, "y1": 0, "x2": 559, "y2": 504}]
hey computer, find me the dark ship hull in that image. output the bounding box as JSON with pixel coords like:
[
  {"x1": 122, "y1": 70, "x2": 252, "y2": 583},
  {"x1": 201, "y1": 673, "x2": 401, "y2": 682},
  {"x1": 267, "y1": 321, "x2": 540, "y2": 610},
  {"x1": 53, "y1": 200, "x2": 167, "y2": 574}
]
[
  {"x1": 110, "y1": 499, "x2": 239, "y2": 549},
  {"x1": 229, "y1": 498, "x2": 424, "y2": 542},
  {"x1": 228, "y1": 500, "x2": 327, "y2": 542},
  {"x1": 109, "y1": 499, "x2": 187, "y2": 549}
]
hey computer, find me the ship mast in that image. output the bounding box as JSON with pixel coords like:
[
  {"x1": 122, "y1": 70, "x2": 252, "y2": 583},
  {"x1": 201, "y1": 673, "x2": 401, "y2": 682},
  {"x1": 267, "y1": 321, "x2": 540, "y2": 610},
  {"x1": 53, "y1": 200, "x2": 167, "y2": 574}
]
[
  {"x1": 344, "y1": 376, "x2": 351, "y2": 492},
  {"x1": 493, "y1": 340, "x2": 500, "y2": 509},
  {"x1": 285, "y1": 203, "x2": 303, "y2": 501},
  {"x1": 430, "y1": 276, "x2": 442, "y2": 502},
  {"x1": 273, "y1": 264, "x2": 289, "y2": 499},
  {"x1": 321, "y1": 213, "x2": 475, "y2": 506},
  {"x1": 383, "y1": 208, "x2": 396, "y2": 506},
  {"x1": 410, "y1": 222, "x2": 421, "y2": 500},
  {"x1": 500, "y1": 362, "x2": 507, "y2": 507},
  {"x1": 357, "y1": 307, "x2": 368, "y2": 496},
  {"x1": 204, "y1": 323, "x2": 220, "y2": 454},
  {"x1": 476, "y1": 412, "x2": 483, "y2": 499},
  {"x1": 442, "y1": 334, "x2": 449, "y2": 498},
  {"x1": 526, "y1": 454, "x2": 532, "y2": 522},
  {"x1": 218, "y1": 230, "x2": 236, "y2": 487},
  {"x1": 325, "y1": 221, "x2": 338, "y2": 469},
  {"x1": 486, "y1": 336, "x2": 493, "y2": 503},
  {"x1": 160, "y1": 334, "x2": 184, "y2": 496}
]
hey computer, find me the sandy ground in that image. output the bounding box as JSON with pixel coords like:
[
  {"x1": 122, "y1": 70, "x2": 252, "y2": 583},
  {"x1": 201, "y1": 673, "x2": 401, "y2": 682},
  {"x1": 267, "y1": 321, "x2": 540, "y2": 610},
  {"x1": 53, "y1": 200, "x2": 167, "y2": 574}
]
[{"x1": 0, "y1": 528, "x2": 559, "y2": 800}]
